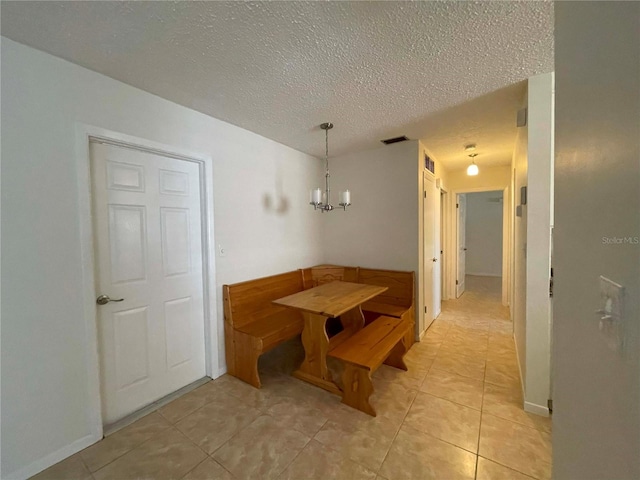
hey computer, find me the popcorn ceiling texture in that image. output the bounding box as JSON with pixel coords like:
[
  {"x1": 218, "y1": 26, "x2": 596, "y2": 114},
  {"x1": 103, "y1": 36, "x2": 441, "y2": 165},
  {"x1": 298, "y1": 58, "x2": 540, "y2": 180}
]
[{"x1": 1, "y1": 1, "x2": 553, "y2": 167}]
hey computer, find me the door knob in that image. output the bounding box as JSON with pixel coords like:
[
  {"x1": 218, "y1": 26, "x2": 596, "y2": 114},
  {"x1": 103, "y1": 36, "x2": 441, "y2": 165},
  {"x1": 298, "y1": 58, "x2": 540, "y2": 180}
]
[
  {"x1": 96, "y1": 294, "x2": 124, "y2": 305},
  {"x1": 432, "y1": 258, "x2": 438, "y2": 262}
]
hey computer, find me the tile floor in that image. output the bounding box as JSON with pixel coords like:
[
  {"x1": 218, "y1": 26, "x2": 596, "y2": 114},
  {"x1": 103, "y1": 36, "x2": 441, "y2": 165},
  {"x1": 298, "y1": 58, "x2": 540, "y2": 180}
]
[{"x1": 33, "y1": 275, "x2": 551, "y2": 480}]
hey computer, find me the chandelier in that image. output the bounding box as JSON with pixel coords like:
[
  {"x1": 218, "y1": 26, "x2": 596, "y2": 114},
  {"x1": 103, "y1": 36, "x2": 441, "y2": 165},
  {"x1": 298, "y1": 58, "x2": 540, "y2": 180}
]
[{"x1": 310, "y1": 122, "x2": 351, "y2": 212}]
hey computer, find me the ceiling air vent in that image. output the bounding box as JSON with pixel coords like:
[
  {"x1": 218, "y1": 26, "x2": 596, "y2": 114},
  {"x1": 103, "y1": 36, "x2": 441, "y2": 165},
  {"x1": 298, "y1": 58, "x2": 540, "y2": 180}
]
[{"x1": 381, "y1": 135, "x2": 409, "y2": 145}]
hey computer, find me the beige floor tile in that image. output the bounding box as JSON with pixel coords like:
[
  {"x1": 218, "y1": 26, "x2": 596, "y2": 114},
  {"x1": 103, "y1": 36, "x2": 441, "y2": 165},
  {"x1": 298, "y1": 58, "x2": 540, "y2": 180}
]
[
  {"x1": 476, "y1": 457, "x2": 536, "y2": 480},
  {"x1": 314, "y1": 414, "x2": 399, "y2": 472},
  {"x1": 175, "y1": 391, "x2": 261, "y2": 454},
  {"x1": 80, "y1": 412, "x2": 171, "y2": 472},
  {"x1": 279, "y1": 439, "x2": 377, "y2": 480},
  {"x1": 431, "y1": 350, "x2": 486, "y2": 380},
  {"x1": 31, "y1": 454, "x2": 91, "y2": 480},
  {"x1": 488, "y1": 335, "x2": 516, "y2": 352},
  {"x1": 420, "y1": 368, "x2": 484, "y2": 410},
  {"x1": 404, "y1": 392, "x2": 481, "y2": 453},
  {"x1": 404, "y1": 344, "x2": 440, "y2": 364},
  {"x1": 372, "y1": 363, "x2": 429, "y2": 390},
  {"x1": 479, "y1": 414, "x2": 552, "y2": 480},
  {"x1": 212, "y1": 415, "x2": 310, "y2": 480},
  {"x1": 486, "y1": 347, "x2": 518, "y2": 366},
  {"x1": 379, "y1": 425, "x2": 476, "y2": 480},
  {"x1": 92, "y1": 427, "x2": 206, "y2": 480},
  {"x1": 264, "y1": 395, "x2": 329, "y2": 437},
  {"x1": 158, "y1": 389, "x2": 209, "y2": 425},
  {"x1": 211, "y1": 374, "x2": 272, "y2": 410},
  {"x1": 182, "y1": 458, "x2": 234, "y2": 480},
  {"x1": 447, "y1": 326, "x2": 489, "y2": 341},
  {"x1": 437, "y1": 340, "x2": 487, "y2": 361},
  {"x1": 483, "y1": 383, "x2": 552, "y2": 433},
  {"x1": 485, "y1": 360, "x2": 521, "y2": 388},
  {"x1": 368, "y1": 380, "x2": 419, "y2": 423},
  {"x1": 158, "y1": 381, "x2": 231, "y2": 424}
]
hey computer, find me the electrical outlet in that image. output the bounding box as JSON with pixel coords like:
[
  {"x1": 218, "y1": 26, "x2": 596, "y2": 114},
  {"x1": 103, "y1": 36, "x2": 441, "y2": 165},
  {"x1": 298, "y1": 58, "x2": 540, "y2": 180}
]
[
  {"x1": 597, "y1": 276, "x2": 625, "y2": 353},
  {"x1": 218, "y1": 244, "x2": 226, "y2": 257}
]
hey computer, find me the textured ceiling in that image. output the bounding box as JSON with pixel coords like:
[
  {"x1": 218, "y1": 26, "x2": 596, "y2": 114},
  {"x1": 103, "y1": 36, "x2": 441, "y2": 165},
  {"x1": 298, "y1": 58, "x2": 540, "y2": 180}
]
[{"x1": 1, "y1": 1, "x2": 553, "y2": 168}]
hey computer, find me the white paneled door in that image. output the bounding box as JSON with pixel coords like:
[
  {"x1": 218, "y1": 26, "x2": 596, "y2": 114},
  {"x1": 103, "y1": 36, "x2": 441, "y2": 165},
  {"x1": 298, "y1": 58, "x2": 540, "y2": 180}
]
[
  {"x1": 91, "y1": 141, "x2": 206, "y2": 425},
  {"x1": 423, "y1": 173, "x2": 436, "y2": 332},
  {"x1": 456, "y1": 193, "x2": 467, "y2": 298}
]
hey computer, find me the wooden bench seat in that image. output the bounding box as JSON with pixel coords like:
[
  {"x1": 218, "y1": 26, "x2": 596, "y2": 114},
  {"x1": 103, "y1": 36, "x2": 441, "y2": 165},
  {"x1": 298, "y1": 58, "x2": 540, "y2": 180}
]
[
  {"x1": 224, "y1": 270, "x2": 305, "y2": 388},
  {"x1": 328, "y1": 315, "x2": 413, "y2": 416}
]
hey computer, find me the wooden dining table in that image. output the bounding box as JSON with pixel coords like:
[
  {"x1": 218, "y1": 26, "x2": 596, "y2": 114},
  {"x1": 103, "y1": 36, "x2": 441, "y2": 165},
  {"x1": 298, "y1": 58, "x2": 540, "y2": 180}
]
[{"x1": 272, "y1": 281, "x2": 387, "y2": 394}]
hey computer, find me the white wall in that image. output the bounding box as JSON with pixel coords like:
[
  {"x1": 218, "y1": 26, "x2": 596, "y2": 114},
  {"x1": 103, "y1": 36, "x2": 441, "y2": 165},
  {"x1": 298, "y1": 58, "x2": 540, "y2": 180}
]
[
  {"x1": 321, "y1": 141, "x2": 423, "y2": 330},
  {"x1": 511, "y1": 91, "x2": 528, "y2": 387},
  {"x1": 1, "y1": 39, "x2": 324, "y2": 479},
  {"x1": 446, "y1": 165, "x2": 511, "y2": 192},
  {"x1": 465, "y1": 191, "x2": 503, "y2": 277},
  {"x1": 554, "y1": 3, "x2": 640, "y2": 478},
  {"x1": 523, "y1": 72, "x2": 554, "y2": 415},
  {"x1": 511, "y1": 73, "x2": 554, "y2": 416}
]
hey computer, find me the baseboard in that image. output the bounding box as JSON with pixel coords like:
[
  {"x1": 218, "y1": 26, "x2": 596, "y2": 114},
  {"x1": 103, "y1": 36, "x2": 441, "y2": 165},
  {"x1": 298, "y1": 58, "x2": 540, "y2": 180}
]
[
  {"x1": 466, "y1": 272, "x2": 502, "y2": 278},
  {"x1": 524, "y1": 401, "x2": 550, "y2": 417},
  {"x1": 5, "y1": 433, "x2": 100, "y2": 480}
]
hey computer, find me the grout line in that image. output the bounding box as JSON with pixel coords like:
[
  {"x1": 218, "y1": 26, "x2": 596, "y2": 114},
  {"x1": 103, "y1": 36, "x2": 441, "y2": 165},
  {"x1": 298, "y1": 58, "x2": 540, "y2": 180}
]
[{"x1": 477, "y1": 454, "x2": 542, "y2": 479}]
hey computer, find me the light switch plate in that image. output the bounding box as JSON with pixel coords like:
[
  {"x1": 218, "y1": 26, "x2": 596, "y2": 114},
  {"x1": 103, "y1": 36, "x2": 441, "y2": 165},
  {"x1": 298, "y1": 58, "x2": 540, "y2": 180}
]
[{"x1": 598, "y1": 276, "x2": 625, "y2": 353}]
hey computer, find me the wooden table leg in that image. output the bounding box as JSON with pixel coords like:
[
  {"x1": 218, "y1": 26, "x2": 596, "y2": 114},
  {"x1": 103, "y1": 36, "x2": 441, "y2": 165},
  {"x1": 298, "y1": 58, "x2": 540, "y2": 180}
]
[
  {"x1": 328, "y1": 305, "x2": 366, "y2": 351},
  {"x1": 293, "y1": 312, "x2": 341, "y2": 395}
]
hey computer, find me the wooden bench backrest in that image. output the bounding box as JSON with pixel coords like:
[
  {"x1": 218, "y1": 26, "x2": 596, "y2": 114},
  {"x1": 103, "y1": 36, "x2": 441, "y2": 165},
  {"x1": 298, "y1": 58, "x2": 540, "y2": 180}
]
[
  {"x1": 302, "y1": 264, "x2": 359, "y2": 289},
  {"x1": 357, "y1": 268, "x2": 414, "y2": 307},
  {"x1": 224, "y1": 270, "x2": 304, "y2": 329}
]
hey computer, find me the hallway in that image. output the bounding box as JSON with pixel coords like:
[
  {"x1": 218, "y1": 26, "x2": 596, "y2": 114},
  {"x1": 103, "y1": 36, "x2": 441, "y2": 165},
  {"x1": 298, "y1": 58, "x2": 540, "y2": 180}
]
[
  {"x1": 421, "y1": 274, "x2": 552, "y2": 478},
  {"x1": 31, "y1": 276, "x2": 551, "y2": 480}
]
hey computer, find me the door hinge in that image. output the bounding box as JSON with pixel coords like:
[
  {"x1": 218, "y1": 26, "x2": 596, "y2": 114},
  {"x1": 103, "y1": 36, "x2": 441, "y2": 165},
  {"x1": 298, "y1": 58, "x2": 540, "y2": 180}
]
[
  {"x1": 456, "y1": 279, "x2": 459, "y2": 285},
  {"x1": 424, "y1": 191, "x2": 427, "y2": 198},
  {"x1": 424, "y1": 306, "x2": 427, "y2": 313},
  {"x1": 456, "y1": 203, "x2": 459, "y2": 208},
  {"x1": 548, "y1": 399, "x2": 553, "y2": 413}
]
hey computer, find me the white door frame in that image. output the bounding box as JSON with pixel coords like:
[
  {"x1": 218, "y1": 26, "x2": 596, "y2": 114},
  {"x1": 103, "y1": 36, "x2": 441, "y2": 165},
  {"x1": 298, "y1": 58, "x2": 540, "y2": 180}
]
[
  {"x1": 74, "y1": 124, "x2": 218, "y2": 441},
  {"x1": 449, "y1": 185, "x2": 510, "y2": 307}
]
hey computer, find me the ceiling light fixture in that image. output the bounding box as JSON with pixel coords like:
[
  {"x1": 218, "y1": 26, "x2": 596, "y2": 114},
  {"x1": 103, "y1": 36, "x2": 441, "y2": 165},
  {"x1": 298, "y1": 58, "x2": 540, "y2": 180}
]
[
  {"x1": 310, "y1": 122, "x2": 351, "y2": 212},
  {"x1": 466, "y1": 153, "x2": 479, "y2": 176},
  {"x1": 464, "y1": 144, "x2": 477, "y2": 152}
]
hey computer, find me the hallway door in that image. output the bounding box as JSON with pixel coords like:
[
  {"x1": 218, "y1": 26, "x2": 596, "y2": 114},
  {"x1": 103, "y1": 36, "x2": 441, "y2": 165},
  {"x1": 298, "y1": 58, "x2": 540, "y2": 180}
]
[
  {"x1": 457, "y1": 193, "x2": 467, "y2": 297},
  {"x1": 423, "y1": 173, "x2": 437, "y2": 330},
  {"x1": 91, "y1": 141, "x2": 207, "y2": 425}
]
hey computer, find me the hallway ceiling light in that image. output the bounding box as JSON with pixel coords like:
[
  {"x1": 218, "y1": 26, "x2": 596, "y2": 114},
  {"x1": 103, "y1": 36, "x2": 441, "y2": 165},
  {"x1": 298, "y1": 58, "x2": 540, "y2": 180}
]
[
  {"x1": 310, "y1": 122, "x2": 351, "y2": 212},
  {"x1": 464, "y1": 144, "x2": 477, "y2": 152},
  {"x1": 466, "y1": 153, "x2": 479, "y2": 176}
]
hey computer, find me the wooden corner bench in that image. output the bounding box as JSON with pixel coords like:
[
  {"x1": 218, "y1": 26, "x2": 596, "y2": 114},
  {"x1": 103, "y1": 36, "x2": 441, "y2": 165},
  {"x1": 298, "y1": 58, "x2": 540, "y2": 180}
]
[
  {"x1": 223, "y1": 270, "x2": 305, "y2": 388},
  {"x1": 328, "y1": 315, "x2": 413, "y2": 416}
]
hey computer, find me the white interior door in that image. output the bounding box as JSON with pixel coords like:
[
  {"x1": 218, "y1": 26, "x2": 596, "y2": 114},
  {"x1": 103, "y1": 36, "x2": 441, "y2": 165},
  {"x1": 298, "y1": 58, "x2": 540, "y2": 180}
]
[
  {"x1": 433, "y1": 184, "x2": 442, "y2": 318},
  {"x1": 423, "y1": 174, "x2": 436, "y2": 331},
  {"x1": 457, "y1": 193, "x2": 467, "y2": 298},
  {"x1": 91, "y1": 141, "x2": 206, "y2": 425}
]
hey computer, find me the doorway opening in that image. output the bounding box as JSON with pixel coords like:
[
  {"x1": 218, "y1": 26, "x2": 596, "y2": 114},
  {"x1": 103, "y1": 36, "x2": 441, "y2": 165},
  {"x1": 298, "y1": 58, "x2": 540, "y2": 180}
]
[{"x1": 449, "y1": 187, "x2": 510, "y2": 308}]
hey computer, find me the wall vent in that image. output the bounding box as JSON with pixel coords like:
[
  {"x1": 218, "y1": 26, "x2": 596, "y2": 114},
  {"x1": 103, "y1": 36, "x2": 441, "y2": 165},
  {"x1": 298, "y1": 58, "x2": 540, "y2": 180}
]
[{"x1": 381, "y1": 135, "x2": 409, "y2": 145}]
